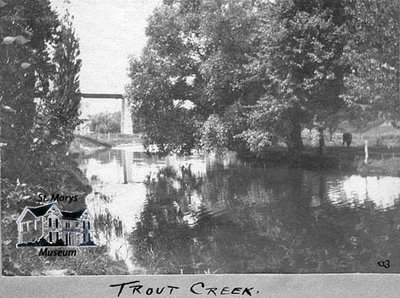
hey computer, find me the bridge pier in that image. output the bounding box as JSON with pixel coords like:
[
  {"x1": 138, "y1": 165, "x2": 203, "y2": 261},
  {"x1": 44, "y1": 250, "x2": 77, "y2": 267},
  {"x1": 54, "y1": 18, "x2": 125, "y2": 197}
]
[
  {"x1": 121, "y1": 97, "x2": 133, "y2": 135},
  {"x1": 77, "y1": 93, "x2": 133, "y2": 135}
]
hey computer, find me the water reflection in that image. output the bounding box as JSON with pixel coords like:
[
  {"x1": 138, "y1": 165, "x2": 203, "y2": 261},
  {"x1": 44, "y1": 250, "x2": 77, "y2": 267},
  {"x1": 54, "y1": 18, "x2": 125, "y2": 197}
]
[
  {"x1": 331, "y1": 176, "x2": 400, "y2": 208},
  {"x1": 79, "y1": 147, "x2": 400, "y2": 273}
]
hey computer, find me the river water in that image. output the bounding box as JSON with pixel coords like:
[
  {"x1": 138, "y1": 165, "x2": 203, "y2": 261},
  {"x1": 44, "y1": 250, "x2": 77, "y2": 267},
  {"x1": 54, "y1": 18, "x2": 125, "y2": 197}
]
[{"x1": 78, "y1": 144, "x2": 400, "y2": 274}]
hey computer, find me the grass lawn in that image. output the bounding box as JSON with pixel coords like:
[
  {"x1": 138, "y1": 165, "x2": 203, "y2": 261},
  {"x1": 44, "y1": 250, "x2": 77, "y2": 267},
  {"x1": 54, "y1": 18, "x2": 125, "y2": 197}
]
[{"x1": 301, "y1": 125, "x2": 400, "y2": 176}]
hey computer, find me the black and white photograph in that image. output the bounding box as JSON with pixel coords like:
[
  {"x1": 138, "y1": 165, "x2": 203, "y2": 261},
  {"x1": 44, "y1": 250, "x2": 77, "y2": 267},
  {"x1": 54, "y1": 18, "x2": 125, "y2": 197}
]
[{"x1": 1, "y1": 0, "x2": 399, "y2": 290}]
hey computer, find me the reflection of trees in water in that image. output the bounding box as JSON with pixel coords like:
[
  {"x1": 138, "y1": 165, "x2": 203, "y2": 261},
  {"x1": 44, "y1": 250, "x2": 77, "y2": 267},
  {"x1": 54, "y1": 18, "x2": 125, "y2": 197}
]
[{"x1": 130, "y1": 165, "x2": 400, "y2": 274}]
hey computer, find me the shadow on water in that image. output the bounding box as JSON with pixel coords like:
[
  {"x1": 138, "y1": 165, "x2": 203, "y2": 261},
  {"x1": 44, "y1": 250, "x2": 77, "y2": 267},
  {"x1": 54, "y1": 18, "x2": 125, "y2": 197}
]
[{"x1": 81, "y1": 148, "x2": 400, "y2": 274}]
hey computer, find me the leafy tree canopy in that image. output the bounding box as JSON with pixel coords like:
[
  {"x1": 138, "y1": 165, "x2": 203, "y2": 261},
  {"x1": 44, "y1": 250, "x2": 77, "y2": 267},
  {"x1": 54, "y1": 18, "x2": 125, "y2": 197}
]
[
  {"x1": 342, "y1": 0, "x2": 399, "y2": 128},
  {"x1": 127, "y1": 0, "x2": 399, "y2": 156},
  {"x1": 1, "y1": 1, "x2": 82, "y2": 186}
]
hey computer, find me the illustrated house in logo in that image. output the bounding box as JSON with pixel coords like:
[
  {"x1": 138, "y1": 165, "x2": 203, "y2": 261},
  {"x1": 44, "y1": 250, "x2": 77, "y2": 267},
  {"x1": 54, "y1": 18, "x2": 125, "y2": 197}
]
[{"x1": 16, "y1": 203, "x2": 94, "y2": 247}]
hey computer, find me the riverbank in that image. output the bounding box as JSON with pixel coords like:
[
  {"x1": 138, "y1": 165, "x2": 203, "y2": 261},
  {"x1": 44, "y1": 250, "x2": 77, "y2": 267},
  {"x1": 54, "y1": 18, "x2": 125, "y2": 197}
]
[
  {"x1": 232, "y1": 123, "x2": 400, "y2": 176},
  {"x1": 69, "y1": 133, "x2": 143, "y2": 156},
  {"x1": 1, "y1": 133, "x2": 134, "y2": 276},
  {"x1": 1, "y1": 159, "x2": 130, "y2": 276},
  {"x1": 71, "y1": 131, "x2": 400, "y2": 177},
  {"x1": 238, "y1": 145, "x2": 400, "y2": 177},
  {"x1": 78, "y1": 133, "x2": 143, "y2": 147},
  {"x1": 70, "y1": 133, "x2": 143, "y2": 156}
]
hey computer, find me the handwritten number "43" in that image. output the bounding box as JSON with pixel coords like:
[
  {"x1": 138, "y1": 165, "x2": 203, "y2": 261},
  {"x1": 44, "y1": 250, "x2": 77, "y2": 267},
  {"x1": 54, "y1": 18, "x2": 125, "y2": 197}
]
[{"x1": 377, "y1": 260, "x2": 390, "y2": 269}]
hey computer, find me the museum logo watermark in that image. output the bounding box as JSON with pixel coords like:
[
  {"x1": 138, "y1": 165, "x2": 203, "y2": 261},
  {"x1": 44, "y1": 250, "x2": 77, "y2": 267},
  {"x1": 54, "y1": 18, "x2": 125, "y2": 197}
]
[{"x1": 16, "y1": 202, "x2": 96, "y2": 256}]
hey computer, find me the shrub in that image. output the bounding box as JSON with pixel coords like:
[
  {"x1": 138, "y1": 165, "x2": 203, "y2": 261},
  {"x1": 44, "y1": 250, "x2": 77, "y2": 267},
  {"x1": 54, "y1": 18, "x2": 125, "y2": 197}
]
[{"x1": 199, "y1": 114, "x2": 229, "y2": 153}]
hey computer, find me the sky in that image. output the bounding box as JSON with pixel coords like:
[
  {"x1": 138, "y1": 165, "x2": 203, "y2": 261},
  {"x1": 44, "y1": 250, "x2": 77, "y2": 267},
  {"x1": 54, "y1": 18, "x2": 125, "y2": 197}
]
[{"x1": 51, "y1": 0, "x2": 162, "y2": 94}]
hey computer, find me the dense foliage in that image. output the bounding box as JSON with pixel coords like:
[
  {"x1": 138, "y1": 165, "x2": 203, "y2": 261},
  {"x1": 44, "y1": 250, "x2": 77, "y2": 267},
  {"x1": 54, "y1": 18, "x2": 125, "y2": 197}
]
[
  {"x1": 127, "y1": 0, "x2": 399, "y2": 156},
  {"x1": 242, "y1": 0, "x2": 350, "y2": 154},
  {"x1": 1, "y1": 1, "x2": 82, "y2": 187},
  {"x1": 1, "y1": 0, "x2": 58, "y2": 178},
  {"x1": 342, "y1": 0, "x2": 399, "y2": 127}
]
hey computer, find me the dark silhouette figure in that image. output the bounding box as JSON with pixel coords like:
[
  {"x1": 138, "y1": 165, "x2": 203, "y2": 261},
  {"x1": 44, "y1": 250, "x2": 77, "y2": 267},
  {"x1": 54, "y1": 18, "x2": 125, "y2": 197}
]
[
  {"x1": 181, "y1": 164, "x2": 192, "y2": 179},
  {"x1": 342, "y1": 132, "x2": 352, "y2": 147}
]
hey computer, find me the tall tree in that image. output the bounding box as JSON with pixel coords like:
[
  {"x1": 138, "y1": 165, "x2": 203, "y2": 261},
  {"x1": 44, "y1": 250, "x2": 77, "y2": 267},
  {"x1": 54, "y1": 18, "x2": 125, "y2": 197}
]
[
  {"x1": 28, "y1": 12, "x2": 82, "y2": 185},
  {"x1": 127, "y1": 50, "x2": 197, "y2": 155},
  {"x1": 1, "y1": 2, "x2": 82, "y2": 184},
  {"x1": 1, "y1": 0, "x2": 59, "y2": 178},
  {"x1": 127, "y1": 0, "x2": 259, "y2": 154},
  {"x1": 242, "y1": 0, "x2": 349, "y2": 154}
]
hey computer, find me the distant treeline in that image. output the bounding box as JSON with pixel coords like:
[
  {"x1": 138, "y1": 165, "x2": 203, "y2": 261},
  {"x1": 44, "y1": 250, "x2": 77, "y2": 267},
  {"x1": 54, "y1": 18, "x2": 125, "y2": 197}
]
[{"x1": 89, "y1": 112, "x2": 121, "y2": 134}]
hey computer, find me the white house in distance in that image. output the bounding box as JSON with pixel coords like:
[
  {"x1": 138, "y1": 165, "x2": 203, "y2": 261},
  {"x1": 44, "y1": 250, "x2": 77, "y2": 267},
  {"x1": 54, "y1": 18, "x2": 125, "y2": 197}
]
[{"x1": 16, "y1": 203, "x2": 94, "y2": 247}]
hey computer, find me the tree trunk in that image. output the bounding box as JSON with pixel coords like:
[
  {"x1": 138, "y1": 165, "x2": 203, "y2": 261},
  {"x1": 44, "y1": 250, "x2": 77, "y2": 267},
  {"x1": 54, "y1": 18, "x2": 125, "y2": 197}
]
[
  {"x1": 328, "y1": 127, "x2": 334, "y2": 141},
  {"x1": 318, "y1": 127, "x2": 325, "y2": 156},
  {"x1": 287, "y1": 120, "x2": 304, "y2": 154}
]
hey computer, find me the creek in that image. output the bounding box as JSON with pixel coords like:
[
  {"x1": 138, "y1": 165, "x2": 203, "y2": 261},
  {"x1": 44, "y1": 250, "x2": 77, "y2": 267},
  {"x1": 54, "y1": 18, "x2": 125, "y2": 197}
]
[{"x1": 78, "y1": 143, "x2": 400, "y2": 273}]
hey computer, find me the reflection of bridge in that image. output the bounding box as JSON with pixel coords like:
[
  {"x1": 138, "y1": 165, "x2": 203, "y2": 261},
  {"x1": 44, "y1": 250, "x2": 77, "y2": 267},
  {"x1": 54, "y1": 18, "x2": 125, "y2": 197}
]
[
  {"x1": 79, "y1": 93, "x2": 133, "y2": 135},
  {"x1": 122, "y1": 150, "x2": 133, "y2": 184}
]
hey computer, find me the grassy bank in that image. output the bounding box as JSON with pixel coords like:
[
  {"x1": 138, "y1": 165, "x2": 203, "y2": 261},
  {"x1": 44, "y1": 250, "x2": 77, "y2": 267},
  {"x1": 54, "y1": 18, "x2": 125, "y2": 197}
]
[
  {"x1": 238, "y1": 125, "x2": 400, "y2": 176},
  {"x1": 70, "y1": 133, "x2": 144, "y2": 157},
  {"x1": 1, "y1": 131, "x2": 134, "y2": 276},
  {"x1": 238, "y1": 144, "x2": 400, "y2": 177},
  {"x1": 72, "y1": 129, "x2": 400, "y2": 177},
  {"x1": 78, "y1": 132, "x2": 143, "y2": 147}
]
